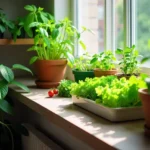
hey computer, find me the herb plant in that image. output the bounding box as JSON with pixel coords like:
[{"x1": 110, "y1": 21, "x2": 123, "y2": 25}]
[
  {"x1": 28, "y1": 18, "x2": 87, "y2": 65},
  {"x1": 116, "y1": 45, "x2": 141, "y2": 75},
  {"x1": 0, "y1": 8, "x2": 14, "y2": 37},
  {"x1": 58, "y1": 80, "x2": 74, "y2": 97},
  {"x1": 90, "y1": 50, "x2": 116, "y2": 70},
  {"x1": 23, "y1": 5, "x2": 54, "y2": 37},
  {"x1": 71, "y1": 75, "x2": 146, "y2": 108},
  {"x1": 71, "y1": 52, "x2": 94, "y2": 71}
]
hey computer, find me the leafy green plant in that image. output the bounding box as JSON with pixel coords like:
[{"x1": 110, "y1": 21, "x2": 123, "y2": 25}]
[
  {"x1": 0, "y1": 64, "x2": 32, "y2": 150},
  {"x1": 11, "y1": 17, "x2": 26, "y2": 42},
  {"x1": 28, "y1": 17, "x2": 87, "y2": 65},
  {"x1": 71, "y1": 75, "x2": 146, "y2": 108},
  {"x1": 58, "y1": 80, "x2": 74, "y2": 97},
  {"x1": 0, "y1": 8, "x2": 14, "y2": 37},
  {"x1": 23, "y1": 5, "x2": 54, "y2": 37},
  {"x1": 116, "y1": 45, "x2": 141, "y2": 75},
  {"x1": 71, "y1": 52, "x2": 94, "y2": 71},
  {"x1": 90, "y1": 50, "x2": 116, "y2": 70}
]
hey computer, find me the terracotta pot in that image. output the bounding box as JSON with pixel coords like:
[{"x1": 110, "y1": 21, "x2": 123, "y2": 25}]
[
  {"x1": 139, "y1": 89, "x2": 150, "y2": 132},
  {"x1": 34, "y1": 59, "x2": 67, "y2": 88},
  {"x1": 94, "y1": 68, "x2": 117, "y2": 77}
]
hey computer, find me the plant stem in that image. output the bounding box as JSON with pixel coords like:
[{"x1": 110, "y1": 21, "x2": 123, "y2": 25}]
[{"x1": 0, "y1": 121, "x2": 14, "y2": 150}]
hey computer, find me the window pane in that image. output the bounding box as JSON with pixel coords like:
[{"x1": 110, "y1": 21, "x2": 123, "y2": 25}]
[
  {"x1": 137, "y1": 0, "x2": 150, "y2": 56},
  {"x1": 77, "y1": 0, "x2": 105, "y2": 55},
  {"x1": 115, "y1": 0, "x2": 124, "y2": 49}
]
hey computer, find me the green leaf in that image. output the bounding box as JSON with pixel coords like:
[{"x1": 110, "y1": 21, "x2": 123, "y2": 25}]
[
  {"x1": 0, "y1": 24, "x2": 5, "y2": 33},
  {"x1": 43, "y1": 37, "x2": 50, "y2": 48},
  {"x1": 12, "y1": 64, "x2": 33, "y2": 75},
  {"x1": 116, "y1": 48, "x2": 123, "y2": 54},
  {"x1": 65, "y1": 52, "x2": 74, "y2": 65},
  {"x1": 40, "y1": 12, "x2": 49, "y2": 23},
  {"x1": 141, "y1": 57, "x2": 150, "y2": 64},
  {"x1": 29, "y1": 22, "x2": 40, "y2": 28},
  {"x1": 29, "y1": 56, "x2": 38, "y2": 65},
  {"x1": 52, "y1": 29, "x2": 59, "y2": 39},
  {"x1": 11, "y1": 80, "x2": 30, "y2": 93},
  {"x1": 0, "y1": 65, "x2": 14, "y2": 83},
  {"x1": 79, "y1": 41, "x2": 86, "y2": 50},
  {"x1": 24, "y1": 5, "x2": 37, "y2": 12},
  {"x1": 39, "y1": 27, "x2": 48, "y2": 37},
  {"x1": 0, "y1": 80, "x2": 8, "y2": 99},
  {"x1": 0, "y1": 100, "x2": 14, "y2": 115},
  {"x1": 90, "y1": 57, "x2": 98, "y2": 64}
]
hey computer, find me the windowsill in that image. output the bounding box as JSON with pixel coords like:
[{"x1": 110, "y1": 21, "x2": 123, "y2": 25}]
[{"x1": 8, "y1": 77, "x2": 150, "y2": 150}]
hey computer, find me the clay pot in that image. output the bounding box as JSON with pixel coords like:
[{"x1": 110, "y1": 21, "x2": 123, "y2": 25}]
[
  {"x1": 94, "y1": 68, "x2": 117, "y2": 77},
  {"x1": 34, "y1": 59, "x2": 67, "y2": 88},
  {"x1": 139, "y1": 89, "x2": 150, "y2": 136}
]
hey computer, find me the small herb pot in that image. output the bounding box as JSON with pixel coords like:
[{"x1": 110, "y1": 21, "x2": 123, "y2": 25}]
[
  {"x1": 72, "y1": 69, "x2": 94, "y2": 82},
  {"x1": 139, "y1": 88, "x2": 150, "y2": 136},
  {"x1": 94, "y1": 68, "x2": 117, "y2": 77}
]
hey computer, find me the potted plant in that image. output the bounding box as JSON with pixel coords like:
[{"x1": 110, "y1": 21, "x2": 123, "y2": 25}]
[
  {"x1": 71, "y1": 52, "x2": 95, "y2": 82},
  {"x1": 139, "y1": 77, "x2": 150, "y2": 136},
  {"x1": 28, "y1": 17, "x2": 86, "y2": 88},
  {"x1": 116, "y1": 45, "x2": 142, "y2": 79},
  {"x1": 0, "y1": 8, "x2": 14, "y2": 38},
  {"x1": 90, "y1": 50, "x2": 117, "y2": 77},
  {"x1": 23, "y1": 4, "x2": 54, "y2": 37},
  {"x1": 0, "y1": 64, "x2": 32, "y2": 150}
]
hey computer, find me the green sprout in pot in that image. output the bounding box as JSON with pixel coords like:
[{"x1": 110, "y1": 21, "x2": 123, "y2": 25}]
[
  {"x1": 71, "y1": 52, "x2": 95, "y2": 82},
  {"x1": 28, "y1": 17, "x2": 87, "y2": 65},
  {"x1": 116, "y1": 45, "x2": 142, "y2": 78},
  {"x1": 0, "y1": 8, "x2": 15, "y2": 38},
  {"x1": 23, "y1": 4, "x2": 54, "y2": 37},
  {"x1": 90, "y1": 50, "x2": 117, "y2": 77}
]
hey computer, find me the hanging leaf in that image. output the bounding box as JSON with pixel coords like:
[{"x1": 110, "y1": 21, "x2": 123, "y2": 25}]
[
  {"x1": 11, "y1": 80, "x2": 30, "y2": 93},
  {"x1": 52, "y1": 29, "x2": 59, "y2": 39},
  {"x1": 29, "y1": 56, "x2": 38, "y2": 65},
  {"x1": 12, "y1": 64, "x2": 33, "y2": 75},
  {"x1": 0, "y1": 100, "x2": 14, "y2": 115},
  {"x1": 79, "y1": 40, "x2": 86, "y2": 50},
  {"x1": 24, "y1": 5, "x2": 37, "y2": 12},
  {"x1": 0, "y1": 65, "x2": 14, "y2": 83},
  {"x1": 0, "y1": 80, "x2": 8, "y2": 99}
]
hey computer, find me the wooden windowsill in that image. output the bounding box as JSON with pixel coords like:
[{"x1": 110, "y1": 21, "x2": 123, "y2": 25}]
[
  {"x1": 8, "y1": 78, "x2": 150, "y2": 150},
  {"x1": 0, "y1": 39, "x2": 34, "y2": 45}
]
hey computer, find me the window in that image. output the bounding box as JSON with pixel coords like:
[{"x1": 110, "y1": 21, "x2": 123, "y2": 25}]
[{"x1": 76, "y1": 0, "x2": 105, "y2": 56}]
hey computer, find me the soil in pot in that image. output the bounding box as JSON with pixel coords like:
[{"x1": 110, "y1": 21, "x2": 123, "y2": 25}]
[
  {"x1": 72, "y1": 70, "x2": 94, "y2": 82},
  {"x1": 35, "y1": 59, "x2": 67, "y2": 88},
  {"x1": 139, "y1": 88, "x2": 150, "y2": 136},
  {"x1": 94, "y1": 68, "x2": 117, "y2": 77}
]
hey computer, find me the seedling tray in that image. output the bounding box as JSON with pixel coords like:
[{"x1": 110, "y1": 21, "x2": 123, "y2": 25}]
[{"x1": 72, "y1": 95, "x2": 144, "y2": 122}]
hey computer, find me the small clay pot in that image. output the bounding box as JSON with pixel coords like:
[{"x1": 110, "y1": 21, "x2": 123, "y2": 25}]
[
  {"x1": 94, "y1": 68, "x2": 117, "y2": 77},
  {"x1": 139, "y1": 89, "x2": 150, "y2": 129},
  {"x1": 34, "y1": 59, "x2": 67, "y2": 88}
]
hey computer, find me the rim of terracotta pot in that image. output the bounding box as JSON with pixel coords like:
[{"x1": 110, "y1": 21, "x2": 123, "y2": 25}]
[
  {"x1": 35, "y1": 59, "x2": 67, "y2": 65},
  {"x1": 72, "y1": 69, "x2": 94, "y2": 73},
  {"x1": 138, "y1": 88, "x2": 150, "y2": 96},
  {"x1": 94, "y1": 68, "x2": 117, "y2": 72}
]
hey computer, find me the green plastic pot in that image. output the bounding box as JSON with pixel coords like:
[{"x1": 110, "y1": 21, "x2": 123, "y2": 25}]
[{"x1": 72, "y1": 70, "x2": 94, "y2": 82}]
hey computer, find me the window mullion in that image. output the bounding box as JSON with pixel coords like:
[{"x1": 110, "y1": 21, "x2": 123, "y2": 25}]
[{"x1": 124, "y1": 0, "x2": 136, "y2": 48}]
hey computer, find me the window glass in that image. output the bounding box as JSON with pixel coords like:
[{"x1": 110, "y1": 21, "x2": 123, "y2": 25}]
[
  {"x1": 77, "y1": 0, "x2": 105, "y2": 55},
  {"x1": 115, "y1": 0, "x2": 124, "y2": 49}
]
